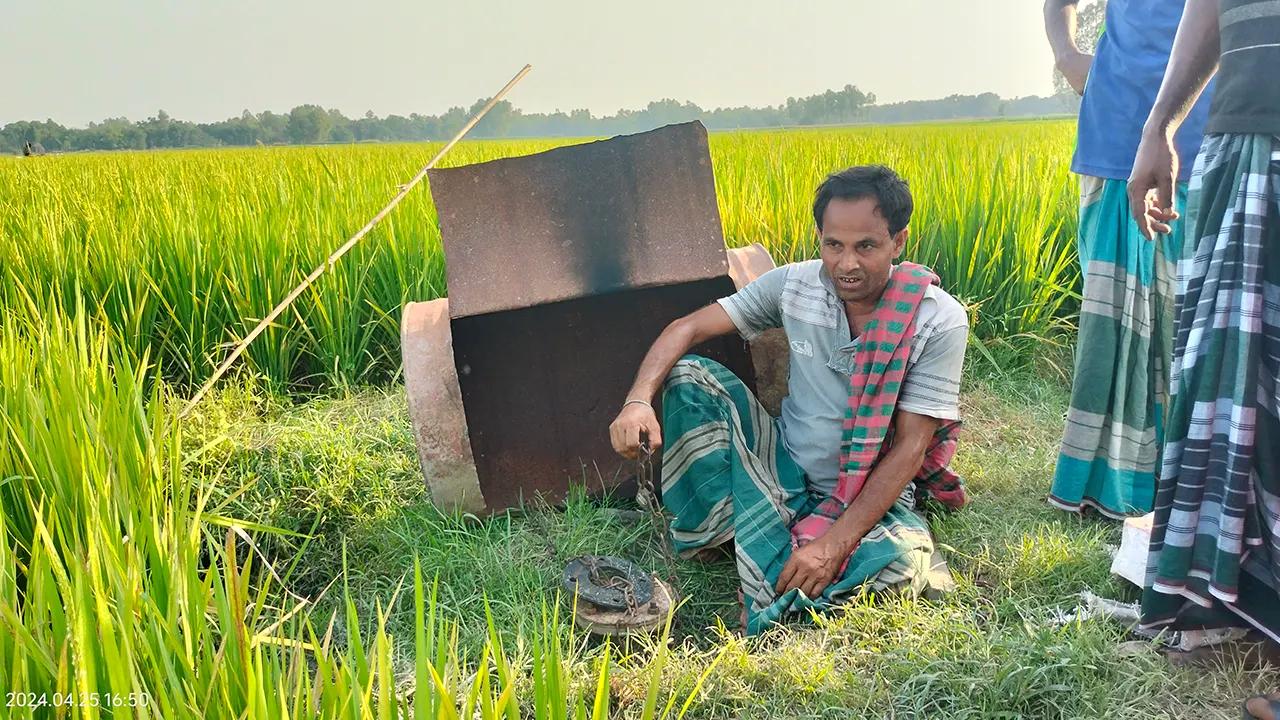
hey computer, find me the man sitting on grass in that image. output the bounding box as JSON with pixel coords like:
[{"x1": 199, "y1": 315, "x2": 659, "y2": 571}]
[{"x1": 609, "y1": 164, "x2": 971, "y2": 635}]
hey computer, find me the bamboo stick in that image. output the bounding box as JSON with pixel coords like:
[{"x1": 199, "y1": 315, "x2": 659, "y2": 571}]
[{"x1": 179, "y1": 64, "x2": 532, "y2": 419}]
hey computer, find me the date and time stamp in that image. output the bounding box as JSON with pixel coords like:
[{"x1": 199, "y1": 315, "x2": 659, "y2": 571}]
[{"x1": 6, "y1": 692, "x2": 152, "y2": 710}]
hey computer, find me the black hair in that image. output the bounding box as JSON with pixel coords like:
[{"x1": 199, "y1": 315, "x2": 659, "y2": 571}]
[{"x1": 812, "y1": 164, "x2": 913, "y2": 236}]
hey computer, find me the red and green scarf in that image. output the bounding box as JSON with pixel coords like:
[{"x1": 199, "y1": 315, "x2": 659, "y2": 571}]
[{"x1": 792, "y1": 262, "x2": 967, "y2": 547}]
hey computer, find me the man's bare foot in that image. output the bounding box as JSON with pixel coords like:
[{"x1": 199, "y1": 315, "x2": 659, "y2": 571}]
[
  {"x1": 690, "y1": 542, "x2": 734, "y2": 564},
  {"x1": 1245, "y1": 693, "x2": 1280, "y2": 720}
]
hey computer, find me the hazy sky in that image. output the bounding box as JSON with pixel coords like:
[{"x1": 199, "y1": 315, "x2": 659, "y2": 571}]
[{"x1": 4, "y1": 0, "x2": 1058, "y2": 128}]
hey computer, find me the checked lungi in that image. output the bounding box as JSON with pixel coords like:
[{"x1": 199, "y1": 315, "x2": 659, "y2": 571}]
[
  {"x1": 1049, "y1": 175, "x2": 1188, "y2": 519},
  {"x1": 1139, "y1": 133, "x2": 1280, "y2": 643},
  {"x1": 658, "y1": 355, "x2": 936, "y2": 636}
]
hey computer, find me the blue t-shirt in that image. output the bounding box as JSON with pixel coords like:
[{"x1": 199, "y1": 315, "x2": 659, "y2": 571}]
[{"x1": 1071, "y1": 0, "x2": 1215, "y2": 182}]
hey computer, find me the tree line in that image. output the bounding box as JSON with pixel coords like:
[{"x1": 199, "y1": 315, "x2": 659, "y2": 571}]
[{"x1": 2, "y1": 84, "x2": 1077, "y2": 155}]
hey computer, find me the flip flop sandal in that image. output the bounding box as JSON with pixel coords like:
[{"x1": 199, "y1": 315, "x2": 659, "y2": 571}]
[{"x1": 1242, "y1": 695, "x2": 1280, "y2": 720}]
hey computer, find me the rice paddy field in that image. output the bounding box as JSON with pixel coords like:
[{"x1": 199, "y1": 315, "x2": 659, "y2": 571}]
[
  {"x1": 2, "y1": 120, "x2": 1274, "y2": 718},
  {"x1": 0, "y1": 120, "x2": 1079, "y2": 392}
]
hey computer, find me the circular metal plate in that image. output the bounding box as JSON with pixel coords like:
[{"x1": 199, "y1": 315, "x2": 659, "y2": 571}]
[
  {"x1": 562, "y1": 555, "x2": 653, "y2": 610},
  {"x1": 574, "y1": 577, "x2": 675, "y2": 636}
]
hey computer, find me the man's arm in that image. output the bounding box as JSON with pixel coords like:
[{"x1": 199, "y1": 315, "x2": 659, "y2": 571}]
[
  {"x1": 777, "y1": 305, "x2": 967, "y2": 599},
  {"x1": 608, "y1": 303, "x2": 738, "y2": 459},
  {"x1": 1127, "y1": 0, "x2": 1221, "y2": 239},
  {"x1": 776, "y1": 410, "x2": 938, "y2": 599},
  {"x1": 821, "y1": 410, "x2": 938, "y2": 557},
  {"x1": 611, "y1": 266, "x2": 787, "y2": 460},
  {"x1": 1044, "y1": 0, "x2": 1092, "y2": 95}
]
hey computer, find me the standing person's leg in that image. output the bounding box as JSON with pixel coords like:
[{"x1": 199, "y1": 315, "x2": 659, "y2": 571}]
[
  {"x1": 1049, "y1": 174, "x2": 1186, "y2": 518},
  {"x1": 1140, "y1": 133, "x2": 1280, "y2": 647}
]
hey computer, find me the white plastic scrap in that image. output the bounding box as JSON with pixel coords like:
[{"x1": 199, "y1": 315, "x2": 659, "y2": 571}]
[
  {"x1": 1050, "y1": 590, "x2": 1248, "y2": 652},
  {"x1": 1053, "y1": 515, "x2": 1249, "y2": 652}
]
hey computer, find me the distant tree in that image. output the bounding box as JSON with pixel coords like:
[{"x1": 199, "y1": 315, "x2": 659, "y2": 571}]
[
  {"x1": 141, "y1": 109, "x2": 201, "y2": 148},
  {"x1": 640, "y1": 99, "x2": 705, "y2": 127},
  {"x1": 0, "y1": 119, "x2": 69, "y2": 153},
  {"x1": 329, "y1": 124, "x2": 354, "y2": 143},
  {"x1": 2, "y1": 79, "x2": 1084, "y2": 154},
  {"x1": 326, "y1": 107, "x2": 352, "y2": 142},
  {"x1": 438, "y1": 106, "x2": 469, "y2": 139},
  {"x1": 1078, "y1": 0, "x2": 1106, "y2": 52},
  {"x1": 383, "y1": 115, "x2": 417, "y2": 141},
  {"x1": 72, "y1": 117, "x2": 145, "y2": 151},
  {"x1": 200, "y1": 110, "x2": 262, "y2": 146},
  {"x1": 411, "y1": 113, "x2": 443, "y2": 140},
  {"x1": 259, "y1": 111, "x2": 289, "y2": 144},
  {"x1": 470, "y1": 98, "x2": 513, "y2": 138},
  {"x1": 781, "y1": 84, "x2": 873, "y2": 126},
  {"x1": 287, "y1": 105, "x2": 332, "y2": 144}
]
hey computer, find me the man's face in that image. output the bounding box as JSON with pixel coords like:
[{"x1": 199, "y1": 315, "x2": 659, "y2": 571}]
[{"x1": 819, "y1": 196, "x2": 907, "y2": 306}]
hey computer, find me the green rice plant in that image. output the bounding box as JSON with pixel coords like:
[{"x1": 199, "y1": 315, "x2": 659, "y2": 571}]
[
  {"x1": 0, "y1": 298, "x2": 722, "y2": 718},
  {"x1": 711, "y1": 121, "x2": 1081, "y2": 345},
  {"x1": 1, "y1": 122, "x2": 1080, "y2": 393}
]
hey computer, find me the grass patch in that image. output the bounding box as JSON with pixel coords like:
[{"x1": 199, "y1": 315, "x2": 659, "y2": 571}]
[{"x1": 183, "y1": 361, "x2": 1276, "y2": 718}]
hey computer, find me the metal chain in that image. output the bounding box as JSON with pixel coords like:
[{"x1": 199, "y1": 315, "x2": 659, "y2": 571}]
[
  {"x1": 566, "y1": 432, "x2": 679, "y2": 624},
  {"x1": 583, "y1": 556, "x2": 640, "y2": 613},
  {"x1": 637, "y1": 432, "x2": 679, "y2": 596}
]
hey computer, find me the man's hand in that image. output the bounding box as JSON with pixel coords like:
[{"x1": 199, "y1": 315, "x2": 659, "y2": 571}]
[
  {"x1": 1127, "y1": 129, "x2": 1180, "y2": 240},
  {"x1": 609, "y1": 303, "x2": 739, "y2": 461},
  {"x1": 609, "y1": 401, "x2": 662, "y2": 460},
  {"x1": 1057, "y1": 51, "x2": 1093, "y2": 95},
  {"x1": 776, "y1": 536, "x2": 844, "y2": 600}
]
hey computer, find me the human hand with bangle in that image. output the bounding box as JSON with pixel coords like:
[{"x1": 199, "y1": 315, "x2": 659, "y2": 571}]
[{"x1": 609, "y1": 397, "x2": 662, "y2": 460}]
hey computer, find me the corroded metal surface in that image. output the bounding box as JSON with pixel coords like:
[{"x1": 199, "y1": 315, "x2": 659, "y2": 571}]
[
  {"x1": 426, "y1": 121, "x2": 730, "y2": 319},
  {"x1": 573, "y1": 576, "x2": 674, "y2": 637},
  {"x1": 726, "y1": 244, "x2": 790, "y2": 418},
  {"x1": 407, "y1": 122, "x2": 769, "y2": 515},
  {"x1": 449, "y1": 278, "x2": 756, "y2": 513},
  {"x1": 400, "y1": 299, "x2": 486, "y2": 514}
]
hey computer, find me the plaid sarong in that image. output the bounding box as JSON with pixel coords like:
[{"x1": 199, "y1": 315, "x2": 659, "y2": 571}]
[
  {"x1": 1048, "y1": 175, "x2": 1186, "y2": 519},
  {"x1": 1138, "y1": 133, "x2": 1280, "y2": 644},
  {"x1": 659, "y1": 263, "x2": 967, "y2": 635}
]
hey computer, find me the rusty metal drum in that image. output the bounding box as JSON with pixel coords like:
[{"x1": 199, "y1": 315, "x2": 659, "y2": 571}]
[{"x1": 401, "y1": 122, "x2": 791, "y2": 515}]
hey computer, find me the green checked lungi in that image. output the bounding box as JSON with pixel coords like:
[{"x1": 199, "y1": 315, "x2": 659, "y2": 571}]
[
  {"x1": 1139, "y1": 133, "x2": 1280, "y2": 644},
  {"x1": 1049, "y1": 175, "x2": 1188, "y2": 519},
  {"x1": 659, "y1": 355, "x2": 934, "y2": 636}
]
